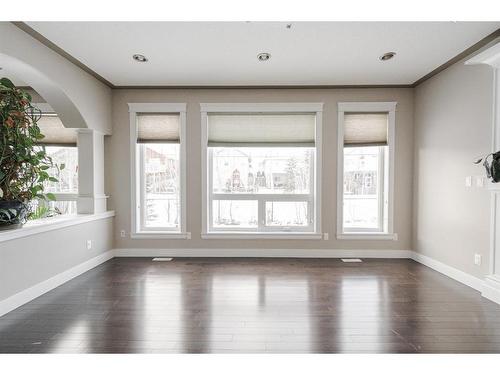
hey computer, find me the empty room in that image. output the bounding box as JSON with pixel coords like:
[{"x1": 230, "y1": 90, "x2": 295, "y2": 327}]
[{"x1": 2, "y1": 1, "x2": 500, "y2": 371}]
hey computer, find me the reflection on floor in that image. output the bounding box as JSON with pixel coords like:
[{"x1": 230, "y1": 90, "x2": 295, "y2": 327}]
[{"x1": 1, "y1": 258, "x2": 500, "y2": 353}]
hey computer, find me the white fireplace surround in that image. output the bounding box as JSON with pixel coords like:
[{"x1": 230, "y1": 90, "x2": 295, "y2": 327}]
[{"x1": 466, "y1": 41, "x2": 500, "y2": 304}]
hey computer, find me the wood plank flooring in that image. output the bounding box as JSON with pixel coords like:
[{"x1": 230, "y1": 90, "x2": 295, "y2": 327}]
[{"x1": 1, "y1": 257, "x2": 500, "y2": 353}]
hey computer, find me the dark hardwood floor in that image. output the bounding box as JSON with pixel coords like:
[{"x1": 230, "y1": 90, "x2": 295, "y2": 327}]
[{"x1": 1, "y1": 257, "x2": 500, "y2": 353}]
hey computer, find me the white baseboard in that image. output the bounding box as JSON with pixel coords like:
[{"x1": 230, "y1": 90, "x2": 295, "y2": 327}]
[
  {"x1": 410, "y1": 252, "x2": 483, "y2": 292},
  {"x1": 112, "y1": 248, "x2": 413, "y2": 258},
  {"x1": 482, "y1": 276, "x2": 500, "y2": 305},
  {"x1": 0, "y1": 250, "x2": 114, "y2": 318}
]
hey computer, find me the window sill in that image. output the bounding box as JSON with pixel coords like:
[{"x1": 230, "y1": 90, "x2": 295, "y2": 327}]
[
  {"x1": 130, "y1": 232, "x2": 191, "y2": 240},
  {"x1": 0, "y1": 211, "x2": 115, "y2": 244},
  {"x1": 337, "y1": 233, "x2": 398, "y2": 241},
  {"x1": 201, "y1": 232, "x2": 323, "y2": 240}
]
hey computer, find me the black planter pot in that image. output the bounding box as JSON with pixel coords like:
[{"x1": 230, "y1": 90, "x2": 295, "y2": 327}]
[{"x1": 0, "y1": 200, "x2": 29, "y2": 230}]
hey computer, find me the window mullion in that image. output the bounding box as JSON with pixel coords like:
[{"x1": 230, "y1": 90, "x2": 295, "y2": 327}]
[{"x1": 258, "y1": 197, "x2": 265, "y2": 231}]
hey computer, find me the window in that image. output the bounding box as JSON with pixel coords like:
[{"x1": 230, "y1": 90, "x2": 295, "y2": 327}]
[
  {"x1": 129, "y1": 104, "x2": 187, "y2": 237},
  {"x1": 140, "y1": 143, "x2": 180, "y2": 229},
  {"x1": 337, "y1": 103, "x2": 396, "y2": 239},
  {"x1": 210, "y1": 147, "x2": 314, "y2": 232},
  {"x1": 201, "y1": 104, "x2": 323, "y2": 238},
  {"x1": 343, "y1": 145, "x2": 386, "y2": 230},
  {"x1": 33, "y1": 114, "x2": 78, "y2": 218}
]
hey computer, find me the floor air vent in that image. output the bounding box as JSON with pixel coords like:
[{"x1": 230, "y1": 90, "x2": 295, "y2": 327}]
[
  {"x1": 341, "y1": 258, "x2": 362, "y2": 263},
  {"x1": 152, "y1": 257, "x2": 173, "y2": 262}
]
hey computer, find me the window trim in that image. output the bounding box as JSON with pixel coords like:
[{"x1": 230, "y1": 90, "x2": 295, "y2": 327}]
[
  {"x1": 200, "y1": 103, "x2": 323, "y2": 238},
  {"x1": 32, "y1": 193, "x2": 79, "y2": 218},
  {"x1": 129, "y1": 103, "x2": 187, "y2": 238},
  {"x1": 336, "y1": 102, "x2": 397, "y2": 240}
]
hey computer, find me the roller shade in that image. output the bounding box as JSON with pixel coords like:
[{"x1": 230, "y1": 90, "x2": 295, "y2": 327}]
[
  {"x1": 137, "y1": 113, "x2": 180, "y2": 143},
  {"x1": 207, "y1": 113, "x2": 316, "y2": 147},
  {"x1": 344, "y1": 113, "x2": 388, "y2": 147},
  {"x1": 37, "y1": 115, "x2": 78, "y2": 146}
]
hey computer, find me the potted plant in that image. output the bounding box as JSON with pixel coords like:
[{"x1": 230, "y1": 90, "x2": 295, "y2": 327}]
[{"x1": 0, "y1": 77, "x2": 62, "y2": 230}]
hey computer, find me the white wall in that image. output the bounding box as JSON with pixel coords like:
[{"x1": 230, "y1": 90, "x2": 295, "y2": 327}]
[
  {"x1": 0, "y1": 217, "x2": 113, "y2": 303},
  {"x1": 0, "y1": 23, "x2": 115, "y2": 315},
  {"x1": 413, "y1": 57, "x2": 494, "y2": 278},
  {"x1": 0, "y1": 22, "x2": 112, "y2": 134}
]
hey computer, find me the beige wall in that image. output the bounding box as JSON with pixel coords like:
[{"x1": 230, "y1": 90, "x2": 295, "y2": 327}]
[
  {"x1": 108, "y1": 88, "x2": 414, "y2": 251},
  {"x1": 413, "y1": 59, "x2": 494, "y2": 277}
]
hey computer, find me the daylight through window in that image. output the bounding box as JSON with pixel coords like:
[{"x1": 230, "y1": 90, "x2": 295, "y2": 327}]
[{"x1": 206, "y1": 112, "x2": 318, "y2": 233}]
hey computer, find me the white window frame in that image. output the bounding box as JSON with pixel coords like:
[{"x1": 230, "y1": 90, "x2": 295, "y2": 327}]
[
  {"x1": 37, "y1": 193, "x2": 79, "y2": 216},
  {"x1": 337, "y1": 102, "x2": 397, "y2": 240},
  {"x1": 200, "y1": 103, "x2": 323, "y2": 240},
  {"x1": 129, "y1": 103, "x2": 188, "y2": 239}
]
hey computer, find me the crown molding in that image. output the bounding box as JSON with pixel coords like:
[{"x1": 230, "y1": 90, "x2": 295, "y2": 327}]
[
  {"x1": 113, "y1": 84, "x2": 413, "y2": 89},
  {"x1": 412, "y1": 28, "x2": 500, "y2": 87},
  {"x1": 10, "y1": 22, "x2": 500, "y2": 90},
  {"x1": 11, "y1": 21, "x2": 115, "y2": 88}
]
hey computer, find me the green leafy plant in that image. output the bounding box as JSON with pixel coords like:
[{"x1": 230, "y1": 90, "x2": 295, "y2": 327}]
[
  {"x1": 0, "y1": 77, "x2": 63, "y2": 226},
  {"x1": 28, "y1": 202, "x2": 60, "y2": 221}
]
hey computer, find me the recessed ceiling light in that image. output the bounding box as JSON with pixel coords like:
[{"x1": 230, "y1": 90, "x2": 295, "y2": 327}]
[
  {"x1": 380, "y1": 52, "x2": 396, "y2": 61},
  {"x1": 133, "y1": 54, "x2": 148, "y2": 62},
  {"x1": 257, "y1": 52, "x2": 271, "y2": 62}
]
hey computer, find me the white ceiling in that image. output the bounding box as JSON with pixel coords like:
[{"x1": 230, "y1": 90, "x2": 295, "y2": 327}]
[{"x1": 25, "y1": 21, "x2": 500, "y2": 86}]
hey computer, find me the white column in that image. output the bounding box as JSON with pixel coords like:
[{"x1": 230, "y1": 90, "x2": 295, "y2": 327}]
[
  {"x1": 77, "y1": 129, "x2": 107, "y2": 214},
  {"x1": 466, "y1": 42, "x2": 500, "y2": 304}
]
